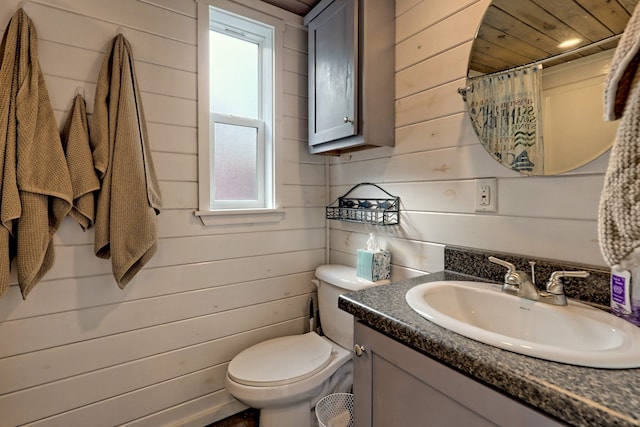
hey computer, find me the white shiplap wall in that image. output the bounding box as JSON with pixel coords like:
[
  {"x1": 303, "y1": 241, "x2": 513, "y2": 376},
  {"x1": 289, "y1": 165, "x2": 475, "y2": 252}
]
[
  {"x1": 0, "y1": 0, "x2": 323, "y2": 426},
  {"x1": 0, "y1": 0, "x2": 614, "y2": 425},
  {"x1": 329, "y1": 0, "x2": 609, "y2": 279}
]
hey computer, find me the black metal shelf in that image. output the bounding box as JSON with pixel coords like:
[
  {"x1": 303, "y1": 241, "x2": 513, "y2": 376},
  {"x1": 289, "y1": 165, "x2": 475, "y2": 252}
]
[{"x1": 326, "y1": 183, "x2": 399, "y2": 226}]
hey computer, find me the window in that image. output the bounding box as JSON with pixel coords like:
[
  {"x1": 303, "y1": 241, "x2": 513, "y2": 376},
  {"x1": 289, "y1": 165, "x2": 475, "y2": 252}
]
[{"x1": 196, "y1": 0, "x2": 284, "y2": 223}]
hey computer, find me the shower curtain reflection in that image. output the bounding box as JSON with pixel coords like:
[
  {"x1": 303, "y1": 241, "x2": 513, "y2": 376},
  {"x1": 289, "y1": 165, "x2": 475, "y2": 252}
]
[{"x1": 466, "y1": 64, "x2": 544, "y2": 174}]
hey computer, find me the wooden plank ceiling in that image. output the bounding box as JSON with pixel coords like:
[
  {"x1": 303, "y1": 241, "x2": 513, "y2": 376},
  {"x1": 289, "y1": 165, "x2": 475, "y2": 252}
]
[
  {"x1": 263, "y1": 0, "x2": 639, "y2": 75},
  {"x1": 471, "y1": 0, "x2": 640, "y2": 74},
  {"x1": 260, "y1": 0, "x2": 320, "y2": 16}
]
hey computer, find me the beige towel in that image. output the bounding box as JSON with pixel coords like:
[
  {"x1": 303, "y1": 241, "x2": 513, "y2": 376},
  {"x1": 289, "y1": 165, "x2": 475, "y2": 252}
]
[
  {"x1": 92, "y1": 34, "x2": 162, "y2": 289},
  {"x1": 62, "y1": 94, "x2": 100, "y2": 230},
  {"x1": 0, "y1": 9, "x2": 73, "y2": 298},
  {"x1": 600, "y1": 3, "x2": 640, "y2": 268}
]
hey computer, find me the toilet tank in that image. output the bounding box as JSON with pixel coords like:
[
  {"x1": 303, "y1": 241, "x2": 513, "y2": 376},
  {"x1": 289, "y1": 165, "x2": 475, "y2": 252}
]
[{"x1": 314, "y1": 264, "x2": 389, "y2": 350}]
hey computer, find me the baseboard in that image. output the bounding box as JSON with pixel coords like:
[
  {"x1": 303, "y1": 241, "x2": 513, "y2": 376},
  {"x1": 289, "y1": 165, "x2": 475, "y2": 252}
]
[
  {"x1": 174, "y1": 400, "x2": 249, "y2": 427},
  {"x1": 120, "y1": 392, "x2": 248, "y2": 427}
]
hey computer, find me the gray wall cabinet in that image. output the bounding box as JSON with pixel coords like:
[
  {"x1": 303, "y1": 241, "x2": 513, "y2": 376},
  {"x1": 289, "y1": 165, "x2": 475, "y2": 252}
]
[
  {"x1": 352, "y1": 321, "x2": 565, "y2": 426},
  {"x1": 304, "y1": 0, "x2": 395, "y2": 155}
]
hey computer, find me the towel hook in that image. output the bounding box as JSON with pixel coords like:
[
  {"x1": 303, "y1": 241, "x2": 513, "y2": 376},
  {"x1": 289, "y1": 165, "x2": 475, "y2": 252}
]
[
  {"x1": 116, "y1": 26, "x2": 124, "y2": 35},
  {"x1": 74, "y1": 87, "x2": 85, "y2": 98},
  {"x1": 18, "y1": 1, "x2": 30, "y2": 13}
]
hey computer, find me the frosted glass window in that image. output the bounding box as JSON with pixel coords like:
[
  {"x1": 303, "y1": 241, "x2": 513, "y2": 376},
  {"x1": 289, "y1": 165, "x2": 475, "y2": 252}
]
[
  {"x1": 204, "y1": 6, "x2": 274, "y2": 211},
  {"x1": 209, "y1": 32, "x2": 259, "y2": 119},
  {"x1": 213, "y1": 123, "x2": 258, "y2": 201}
]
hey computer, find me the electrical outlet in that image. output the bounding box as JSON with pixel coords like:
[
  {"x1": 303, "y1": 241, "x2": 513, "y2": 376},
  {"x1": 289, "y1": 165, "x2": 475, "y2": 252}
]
[{"x1": 475, "y1": 178, "x2": 497, "y2": 212}]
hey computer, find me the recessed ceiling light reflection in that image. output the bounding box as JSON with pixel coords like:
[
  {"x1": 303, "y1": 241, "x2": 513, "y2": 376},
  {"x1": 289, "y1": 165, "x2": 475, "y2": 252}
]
[{"x1": 558, "y1": 38, "x2": 582, "y2": 49}]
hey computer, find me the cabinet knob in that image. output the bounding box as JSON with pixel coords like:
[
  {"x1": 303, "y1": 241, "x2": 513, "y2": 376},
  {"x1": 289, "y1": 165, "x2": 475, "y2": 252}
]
[
  {"x1": 343, "y1": 116, "x2": 352, "y2": 124},
  {"x1": 353, "y1": 344, "x2": 366, "y2": 357}
]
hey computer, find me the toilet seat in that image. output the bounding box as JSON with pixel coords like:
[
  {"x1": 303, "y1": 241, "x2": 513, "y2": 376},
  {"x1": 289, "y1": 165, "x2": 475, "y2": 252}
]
[{"x1": 228, "y1": 332, "x2": 333, "y2": 387}]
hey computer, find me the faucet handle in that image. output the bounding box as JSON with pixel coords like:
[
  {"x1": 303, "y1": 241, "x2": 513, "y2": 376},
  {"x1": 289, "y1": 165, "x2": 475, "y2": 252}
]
[
  {"x1": 488, "y1": 256, "x2": 516, "y2": 273},
  {"x1": 545, "y1": 270, "x2": 590, "y2": 295},
  {"x1": 488, "y1": 256, "x2": 519, "y2": 282},
  {"x1": 488, "y1": 256, "x2": 522, "y2": 293}
]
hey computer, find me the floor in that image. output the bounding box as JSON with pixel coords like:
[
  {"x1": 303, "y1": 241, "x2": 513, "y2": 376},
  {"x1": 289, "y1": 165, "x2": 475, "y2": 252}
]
[
  {"x1": 207, "y1": 407, "x2": 322, "y2": 427},
  {"x1": 207, "y1": 408, "x2": 259, "y2": 427}
]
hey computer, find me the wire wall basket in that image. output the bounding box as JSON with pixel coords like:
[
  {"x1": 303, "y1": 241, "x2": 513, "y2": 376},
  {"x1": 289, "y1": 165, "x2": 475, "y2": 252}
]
[{"x1": 326, "y1": 183, "x2": 399, "y2": 226}]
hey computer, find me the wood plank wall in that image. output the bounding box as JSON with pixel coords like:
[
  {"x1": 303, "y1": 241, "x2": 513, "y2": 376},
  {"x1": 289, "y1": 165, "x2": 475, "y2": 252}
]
[
  {"x1": 329, "y1": 0, "x2": 609, "y2": 278},
  {"x1": 0, "y1": 0, "x2": 323, "y2": 426}
]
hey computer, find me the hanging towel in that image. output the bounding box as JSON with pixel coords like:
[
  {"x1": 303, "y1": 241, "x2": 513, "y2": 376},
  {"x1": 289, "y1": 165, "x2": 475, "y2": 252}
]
[
  {"x1": 0, "y1": 9, "x2": 73, "y2": 298},
  {"x1": 92, "y1": 34, "x2": 162, "y2": 289},
  {"x1": 599, "y1": 3, "x2": 640, "y2": 268},
  {"x1": 62, "y1": 94, "x2": 100, "y2": 230}
]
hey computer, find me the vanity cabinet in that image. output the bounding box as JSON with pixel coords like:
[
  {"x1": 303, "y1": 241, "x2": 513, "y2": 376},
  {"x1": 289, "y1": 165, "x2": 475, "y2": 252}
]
[
  {"x1": 352, "y1": 321, "x2": 565, "y2": 426},
  {"x1": 303, "y1": 0, "x2": 395, "y2": 155}
]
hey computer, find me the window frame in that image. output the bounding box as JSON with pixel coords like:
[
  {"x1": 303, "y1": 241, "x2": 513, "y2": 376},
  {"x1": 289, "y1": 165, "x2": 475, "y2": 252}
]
[{"x1": 196, "y1": 0, "x2": 285, "y2": 225}]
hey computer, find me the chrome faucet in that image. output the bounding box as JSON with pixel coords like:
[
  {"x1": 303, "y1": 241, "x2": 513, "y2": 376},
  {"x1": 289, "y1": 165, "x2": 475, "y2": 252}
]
[{"x1": 488, "y1": 256, "x2": 589, "y2": 306}]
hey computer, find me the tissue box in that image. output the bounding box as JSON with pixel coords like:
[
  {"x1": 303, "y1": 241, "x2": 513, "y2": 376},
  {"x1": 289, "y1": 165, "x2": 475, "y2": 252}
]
[{"x1": 356, "y1": 249, "x2": 391, "y2": 281}]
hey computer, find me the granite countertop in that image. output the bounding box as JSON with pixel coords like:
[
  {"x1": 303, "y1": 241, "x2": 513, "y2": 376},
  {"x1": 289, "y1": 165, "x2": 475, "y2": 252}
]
[{"x1": 338, "y1": 271, "x2": 640, "y2": 427}]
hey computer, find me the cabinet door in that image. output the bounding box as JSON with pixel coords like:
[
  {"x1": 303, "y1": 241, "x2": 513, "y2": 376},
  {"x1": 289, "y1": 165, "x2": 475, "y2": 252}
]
[
  {"x1": 308, "y1": 0, "x2": 357, "y2": 146},
  {"x1": 353, "y1": 322, "x2": 566, "y2": 427}
]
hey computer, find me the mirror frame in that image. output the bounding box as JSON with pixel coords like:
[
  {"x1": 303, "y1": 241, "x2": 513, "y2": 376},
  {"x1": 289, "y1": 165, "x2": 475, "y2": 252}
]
[{"x1": 464, "y1": 0, "x2": 637, "y2": 175}]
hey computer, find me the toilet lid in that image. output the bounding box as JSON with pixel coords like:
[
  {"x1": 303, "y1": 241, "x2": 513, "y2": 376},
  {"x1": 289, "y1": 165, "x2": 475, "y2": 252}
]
[{"x1": 228, "y1": 332, "x2": 333, "y2": 387}]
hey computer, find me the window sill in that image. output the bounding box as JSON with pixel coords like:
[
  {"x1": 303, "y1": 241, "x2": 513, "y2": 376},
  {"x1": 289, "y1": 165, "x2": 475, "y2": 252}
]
[{"x1": 194, "y1": 209, "x2": 286, "y2": 226}]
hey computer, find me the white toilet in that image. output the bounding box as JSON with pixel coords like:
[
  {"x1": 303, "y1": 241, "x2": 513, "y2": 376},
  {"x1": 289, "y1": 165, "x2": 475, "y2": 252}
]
[{"x1": 225, "y1": 264, "x2": 388, "y2": 427}]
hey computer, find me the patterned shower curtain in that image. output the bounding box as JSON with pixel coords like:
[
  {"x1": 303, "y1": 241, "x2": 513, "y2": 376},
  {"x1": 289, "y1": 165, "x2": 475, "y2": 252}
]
[{"x1": 466, "y1": 64, "x2": 544, "y2": 175}]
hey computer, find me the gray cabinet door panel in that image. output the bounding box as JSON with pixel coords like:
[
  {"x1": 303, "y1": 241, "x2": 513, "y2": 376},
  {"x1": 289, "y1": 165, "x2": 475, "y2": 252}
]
[
  {"x1": 353, "y1": 321, "x2": 566, "y2": 427},
  {"x1": 308, "y1": 0, "x2": 357, "y2": 145}
]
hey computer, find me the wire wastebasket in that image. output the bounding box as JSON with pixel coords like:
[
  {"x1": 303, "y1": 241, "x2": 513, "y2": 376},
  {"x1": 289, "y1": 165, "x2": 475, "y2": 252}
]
[{"x1": 315, "y1": 393, "x2": 354, "y2": 427}]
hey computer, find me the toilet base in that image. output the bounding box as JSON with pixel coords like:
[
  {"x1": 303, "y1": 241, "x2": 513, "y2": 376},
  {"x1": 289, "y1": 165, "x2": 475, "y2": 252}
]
[{"x1": 260, "y1": 401, "x2": 311, "y2": 427}]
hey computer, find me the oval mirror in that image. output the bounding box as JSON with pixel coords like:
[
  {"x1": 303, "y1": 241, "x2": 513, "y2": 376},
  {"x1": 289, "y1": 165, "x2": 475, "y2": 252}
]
[{"x1": 466, "y1": 0, "x2": 638, "y2": 175}]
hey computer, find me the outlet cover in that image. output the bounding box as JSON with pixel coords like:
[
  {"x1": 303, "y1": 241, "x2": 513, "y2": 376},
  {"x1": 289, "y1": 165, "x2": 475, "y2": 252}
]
[{"x1": 475, "y1": 178, "x2": 497, "y2": 212}]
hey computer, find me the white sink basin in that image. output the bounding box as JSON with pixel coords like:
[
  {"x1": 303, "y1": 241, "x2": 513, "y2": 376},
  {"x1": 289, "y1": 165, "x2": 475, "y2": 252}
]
[{"x1": 405, "y1": 280, "x2": 640, "y2": 368}]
